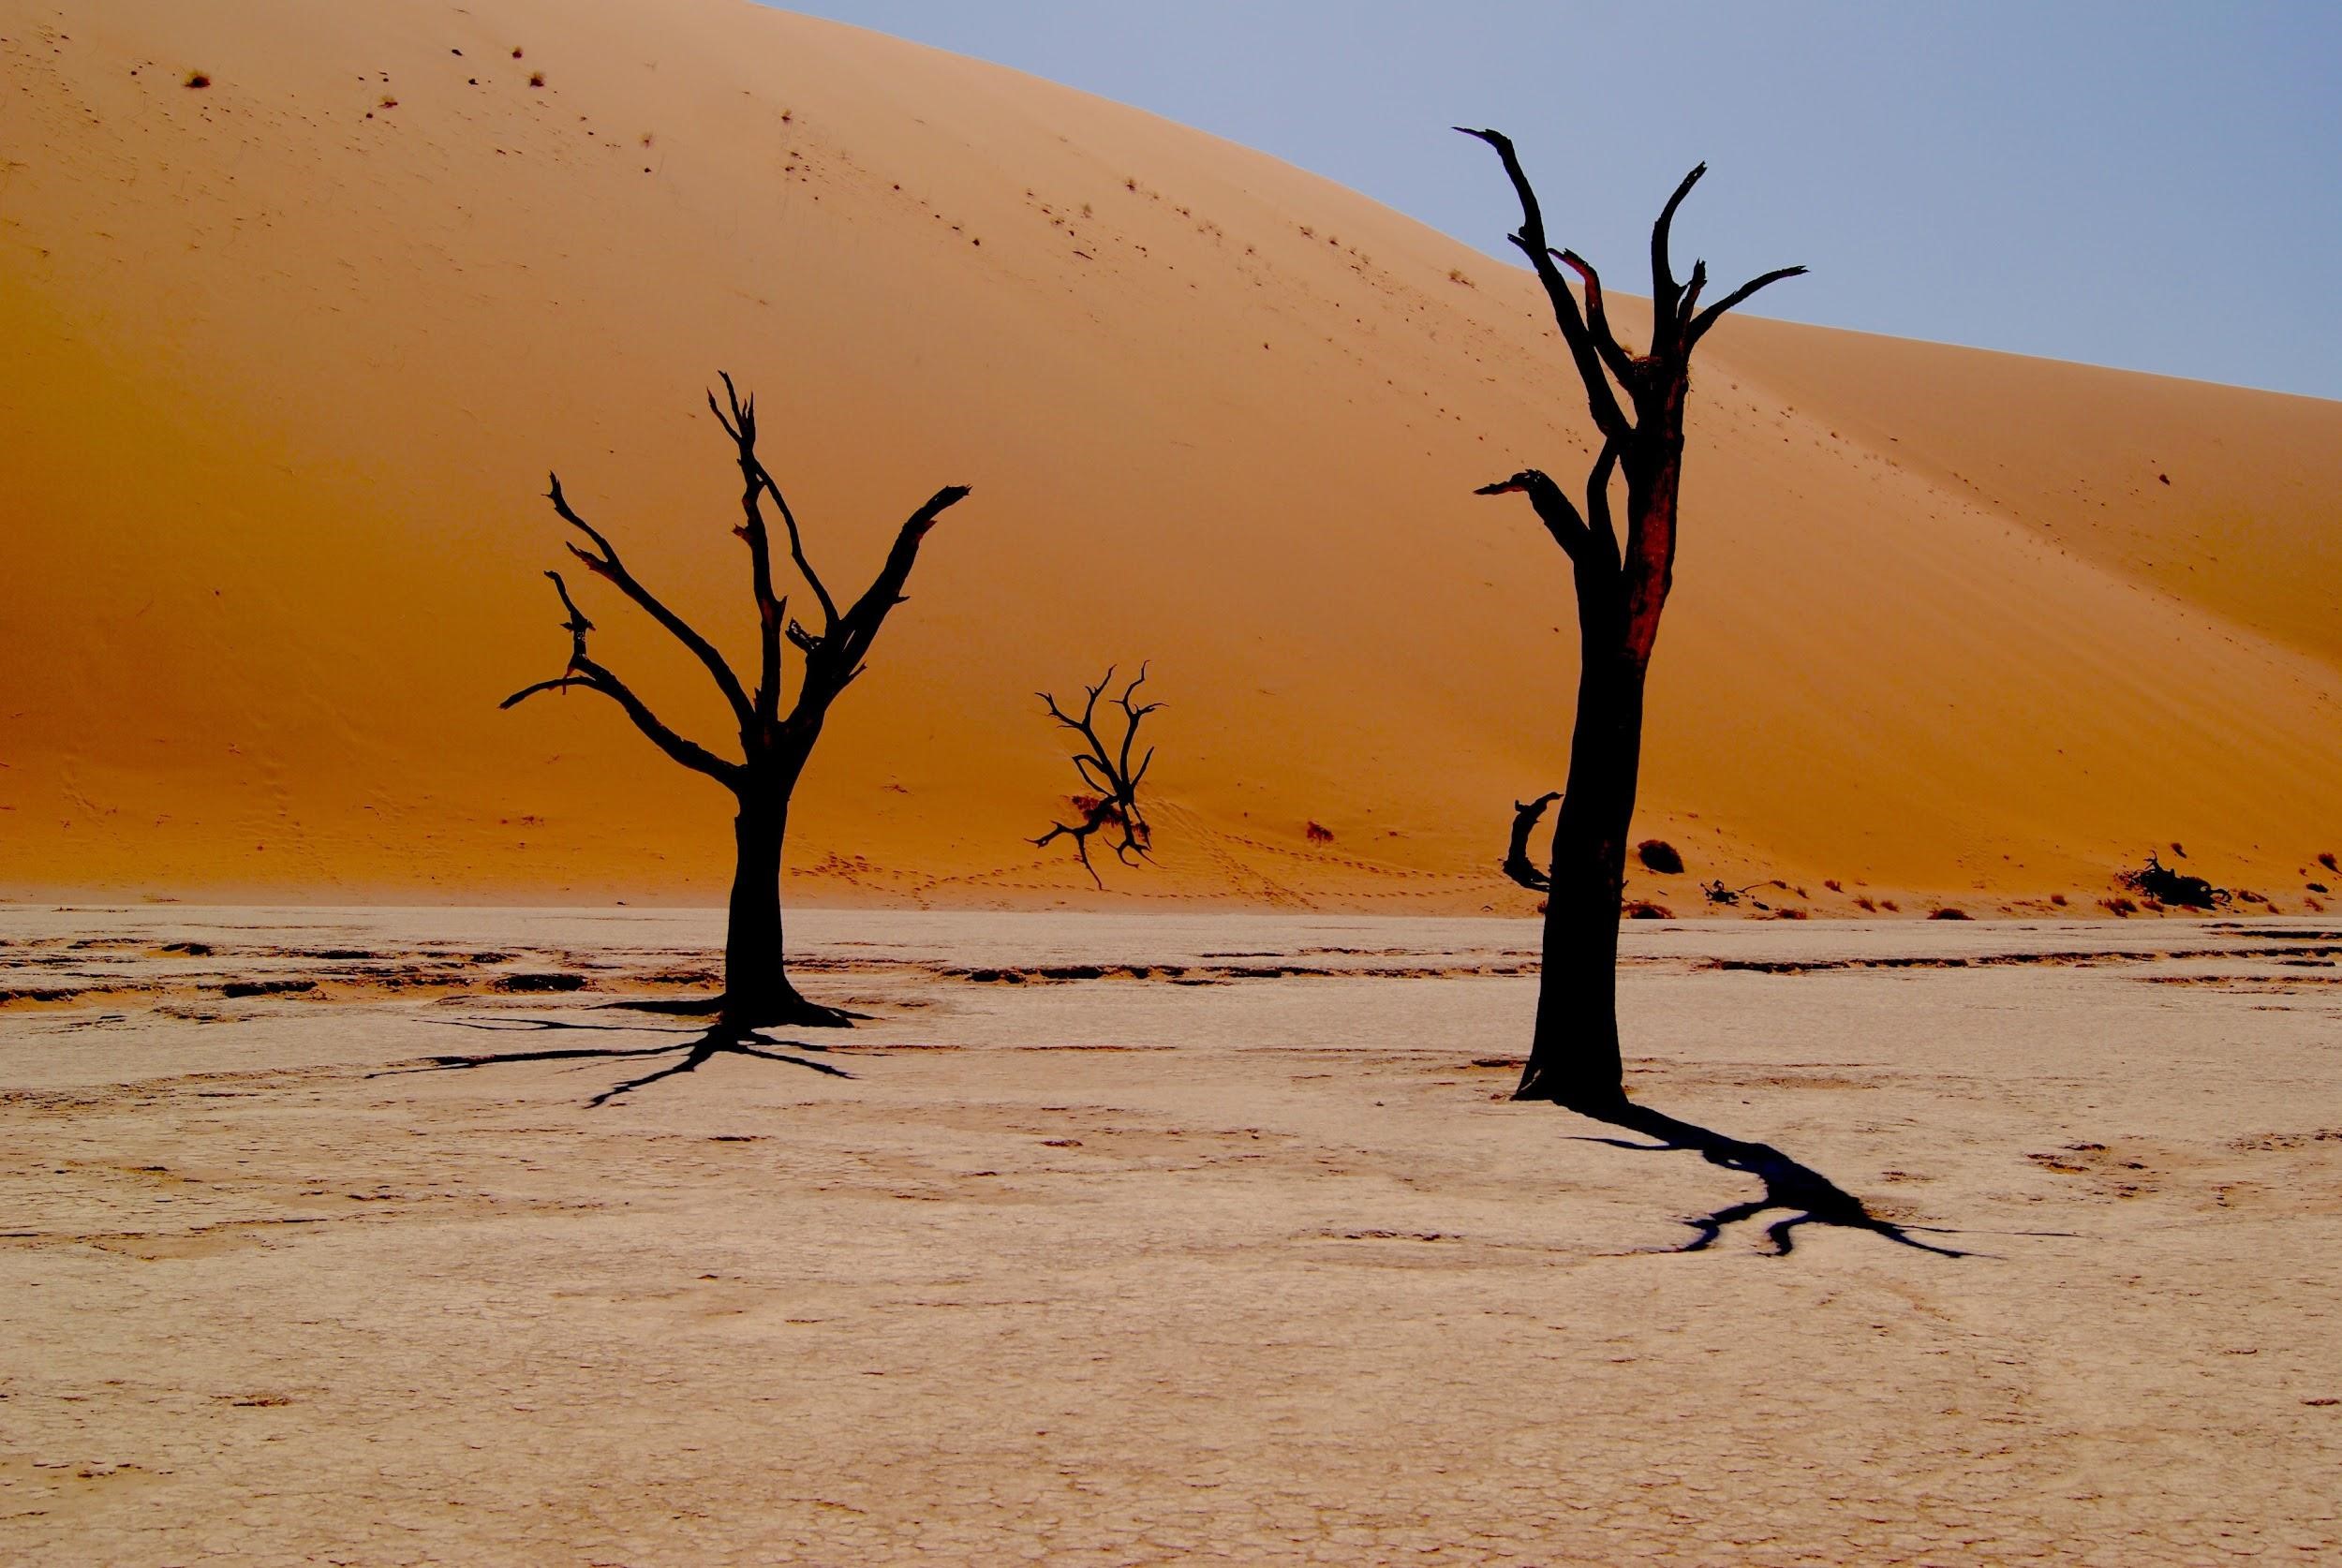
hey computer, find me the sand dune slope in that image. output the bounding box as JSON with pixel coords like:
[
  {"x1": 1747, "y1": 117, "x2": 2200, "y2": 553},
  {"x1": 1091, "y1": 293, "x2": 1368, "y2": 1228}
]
[{"x1": 2, "y1": 0, "x2": 2337, "y2": 910}]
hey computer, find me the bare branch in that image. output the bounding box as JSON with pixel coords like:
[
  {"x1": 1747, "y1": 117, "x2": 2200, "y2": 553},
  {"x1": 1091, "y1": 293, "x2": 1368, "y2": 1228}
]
[
  {"x1": 544, "y1": 474, "x2": 754, "y2": 731},
  {"x1": 500, "y1": 572, "x2": 742, "y2": 789},
  {"x1": 1583, "y1": 436, "x2": 1623, "y2": 567},
  {"x1": 1455, "y1": 127, "x2": 1633, "y2": 440},
  {"x1": 709, "y1": 373, "x2": 787, "y2": 728},
  {"x1": 754, "y1": 460, "x2": 841, "y2": 630},
  {"x1": 1554, "y1": 249, "x2": 1638, "y2": 390},
  {"x1": 1503, "y1": 792, "x2": 1561, "y2": 892},
  {"x1": 1678, "y1": 259, "x2": 1709, "y2": 327},
  {"x1": 1649, "y1": 162, "x2": 1706, "y2": 334},
  {"x1": 806, "y1": 484, "x2": 971, "y2": 706},
  {"x1": 1476, "y1": 467, "x2": 1593, "y2": 560},
  {"x1": 1687, "y1": 265, "x2": 1809, "y2": 346}
]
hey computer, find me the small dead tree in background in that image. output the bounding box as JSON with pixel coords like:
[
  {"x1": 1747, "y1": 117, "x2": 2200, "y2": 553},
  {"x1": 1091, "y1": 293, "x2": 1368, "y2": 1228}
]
[
  {"x1": 1034, "y1": 664, "x2": 1160, "y2": 887},
  {"x1": 505, "y1": 373, "x2": 968, "y2": 1031},
  {"x1": 1460, "y1": 127, "x2": 1803, "y2": 1110}
]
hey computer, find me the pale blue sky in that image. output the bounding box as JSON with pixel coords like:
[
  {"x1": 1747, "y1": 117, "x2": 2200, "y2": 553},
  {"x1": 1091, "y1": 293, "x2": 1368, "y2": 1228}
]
[{"x1": 774, "y1": 2, "x2": 2342, "y2": 402}]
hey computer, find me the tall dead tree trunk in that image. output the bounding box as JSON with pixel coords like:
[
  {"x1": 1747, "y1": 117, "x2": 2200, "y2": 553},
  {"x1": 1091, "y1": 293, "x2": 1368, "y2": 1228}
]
[
  {"x1": 1460, "y1": 129, "x2": 1803, "y2": 1109},
  {"x1": 504, "y1": 375, "x2": 968, "y2": 1031}
]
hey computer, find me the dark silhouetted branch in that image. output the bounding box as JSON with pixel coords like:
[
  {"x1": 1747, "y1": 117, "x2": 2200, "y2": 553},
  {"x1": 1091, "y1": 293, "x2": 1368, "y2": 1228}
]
[
  {"x1": 810, "y1": 485, "x2": 971, "y2": 695},
  {"x1": 501, "y1": 571, "x2": 742, "y2": 787},
  {"x1": 1687, "y1": 265, "x2": 1810, "y2": 347},
  {"x1": 545, "y1": 474, "x2": 754, "y2": 731},
  {"x1": 1454, "y1": 126, "x2": 1632, "y2": 440},
  {"x1": 706, "y1": 374, "x2": 789, "y2": 728},
  {"x1": 1648, "y1": 162, "x2": 1706, "y2": 340},
  {"x1": 1554, "y1": 249, "x2": 1638, "y2": 389},
  {"x1": 1475, "y1": 469, "x2": 1587, "y2": 556},
  {"x1": 1503, "y1": 791, "x2": 1561, "y2": 891}
]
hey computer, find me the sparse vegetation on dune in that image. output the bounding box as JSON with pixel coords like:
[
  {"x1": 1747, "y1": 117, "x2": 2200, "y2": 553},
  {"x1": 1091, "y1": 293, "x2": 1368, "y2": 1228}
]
[{"x1": 1635, "y1": 839, "x2": 1684, "y2": 875}]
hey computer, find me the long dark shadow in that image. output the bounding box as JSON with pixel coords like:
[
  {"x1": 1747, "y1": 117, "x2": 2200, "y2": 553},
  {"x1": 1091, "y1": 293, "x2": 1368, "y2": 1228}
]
[
  {"x1": 1570, "y1": 1099, "x2": 1973, "y2": 1258},
  {"x1": 372, "y1": 1019, "x2": 853, "y2": 1107}
]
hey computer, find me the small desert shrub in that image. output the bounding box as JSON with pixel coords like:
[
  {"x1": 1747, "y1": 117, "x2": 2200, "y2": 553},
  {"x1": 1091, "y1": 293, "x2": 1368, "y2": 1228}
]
[
  {"x1": 1773, "y1": 907, "x2": 1809, "y2": 920},
  {"x1": 1929, "y1": 907, "x2": 1970, "y2": 921},
  {"x1": 528, "y1": 70, "x2": 545, "y2": 87},
  {"x1": 511, "y1": 46, "x2": 525, "y2": 58},
  {"x1": 2308, "y1": 897, "x2": 2328, "y2": 912},
  {"x1": 1853, "y1": 895, "x2": 1876, "y2": 912},
  {"x1": 2320, "y1": 851, "x2": 2338, "y2": 874},
  {"x1": 1447, "y1": 267, "x2": 1475, "y2": 287},
  {"x1": 1824, "y1": 879, "x2": 1843, "y2": 894},
  {"x1": 2309, "y1": 881, "x2": 2332, "y2": 895},
  {"x1": 185, "y1": 70, "x2": 211, "y2": 88},
  {"x1": 2237, "y1": 889, "x2": 2268, "y2": 905},
  {"x1": 1623, "y1": 901, "x2": 1672, "y2": 920},
  {"x1": 1304, "y1": 821, "x2": 1334, "y2": 846},
  {"x1": 2050, "y1": 893, "x2": 2068, "y2": 907},
  {"x1": 1634, "y1": 839, "x2": 1684, "y2": 875},
  {"x1": 1879, "y1": 899, "x2": 1901, "y2": 912},
  {"x1": 2099, "y1": 895, "x2": 2137, "y2": 916},
  {"x1": 379, "y1": 95, "x2": 397, "y2": 108}
]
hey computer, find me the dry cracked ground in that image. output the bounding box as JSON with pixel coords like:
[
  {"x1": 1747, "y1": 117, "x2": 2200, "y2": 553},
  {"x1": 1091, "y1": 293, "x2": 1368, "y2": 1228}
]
[{"x1": 3, "y1": 908, "x2": 2339, "y2": 1565}]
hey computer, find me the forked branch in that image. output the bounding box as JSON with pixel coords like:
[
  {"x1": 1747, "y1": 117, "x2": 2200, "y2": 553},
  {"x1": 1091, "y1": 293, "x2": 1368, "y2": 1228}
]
[
  {"x1": 705, "y1": 373, "x2": 790, "y2": 727},
  {"x1": 1453, "y1": 126, "x2": 1632, "y2": 440},
  {"x1": 1456, "y1": 131, "x2": 1806, "y2": 398},
  {"x1": 1034, "y1": 663, "x2": 1162, "y2": 889},
  {"x1": 501, "y1": 571, "x2": 744, "y2": 788},
  {"x1": 1686, "y1": 265, "x2": 1808, "y2": 347},
  {"x1": 545, "y1": 474, "x2": 754, "y2": 731},
  {"x1": 1475, "y1": 436, "x2": 1623, "y2": 571}
]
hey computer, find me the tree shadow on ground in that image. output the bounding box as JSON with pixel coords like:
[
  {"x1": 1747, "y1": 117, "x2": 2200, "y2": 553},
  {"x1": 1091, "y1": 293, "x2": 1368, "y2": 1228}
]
[
  {"x1": 1571, "y1": 1098, "x2": 1974, "y2": 1257},
  {"x1": 374, "y1": 1018, "x2": 852, "y2": 1108}
]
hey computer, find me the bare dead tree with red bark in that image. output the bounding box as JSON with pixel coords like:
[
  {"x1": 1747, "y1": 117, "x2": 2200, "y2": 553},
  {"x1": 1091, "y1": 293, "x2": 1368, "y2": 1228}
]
[
  {"x1": 1461, "y1": 128, "x2": 1803, "y2": 1110},
  {"x1": 1034, "y1": 663, "x2": 1160, "y2": 888},
  {"x1": 502, "y1": 373, "x2": 968, "y2": 1039}
]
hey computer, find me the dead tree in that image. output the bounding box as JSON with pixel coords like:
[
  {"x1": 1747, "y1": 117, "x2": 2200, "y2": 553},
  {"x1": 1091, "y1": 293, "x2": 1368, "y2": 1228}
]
[
  {"x1": 1460, "y1": 128, "x2": 1803, "y2": 1108},
  {"x1": 1033, "y1": 664, "x2": 1159, "y2": 888},
  {"x1": 504, "y1": 373, "x2": 968, "y2": 1030}
]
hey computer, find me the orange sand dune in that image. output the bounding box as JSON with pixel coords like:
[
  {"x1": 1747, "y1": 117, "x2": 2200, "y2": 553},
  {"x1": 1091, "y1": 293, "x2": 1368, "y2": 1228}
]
[{"x1": 3, "y1": 0, "x2": 2337, "y2": 911}]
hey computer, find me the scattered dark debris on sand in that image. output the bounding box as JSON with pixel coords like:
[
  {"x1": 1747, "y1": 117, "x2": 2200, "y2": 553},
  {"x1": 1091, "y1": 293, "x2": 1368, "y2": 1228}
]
[
  {"x1": 1701, "y1": 879, "x2": 1786, "y2": 910},
  {"x1": 2118, "y1": 851, "x2": 2230, "y2": 910}
]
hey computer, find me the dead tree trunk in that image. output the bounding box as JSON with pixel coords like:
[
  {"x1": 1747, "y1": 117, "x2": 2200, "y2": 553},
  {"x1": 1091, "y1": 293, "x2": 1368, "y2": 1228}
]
[
  {"x1": 1461, "y1": 128, "x2": 1802, "y2": 1109},
  {"x1": 504, "y1": 375, "x2": 968, "y2": 1031}
]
